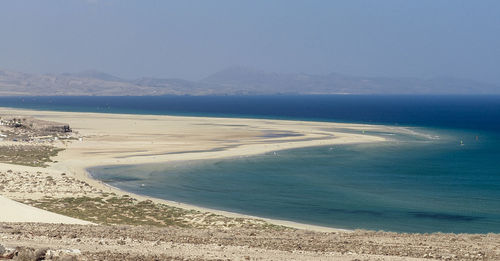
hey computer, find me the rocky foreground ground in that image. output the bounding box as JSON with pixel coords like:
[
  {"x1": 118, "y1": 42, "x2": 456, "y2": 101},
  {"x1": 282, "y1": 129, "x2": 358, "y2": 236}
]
[{"x1": 1, "y1": 222, "x2": 499, "y2": 261}]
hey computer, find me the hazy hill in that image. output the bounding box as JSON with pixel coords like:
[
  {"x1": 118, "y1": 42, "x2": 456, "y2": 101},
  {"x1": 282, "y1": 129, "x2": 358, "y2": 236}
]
[
  {"x1": 0, "y1": 67, "x2": 498, "y2": 96},
  {"x1": 63, "y1": 70, "x2": 125, "y2": 82},
  {"x1": 202, "y1": 67, "x2": 499, "y2": 95}
]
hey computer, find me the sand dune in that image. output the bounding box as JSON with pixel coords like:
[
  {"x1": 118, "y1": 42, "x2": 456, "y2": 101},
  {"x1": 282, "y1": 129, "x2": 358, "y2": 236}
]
[{"x1": 0, "y1": 195, "x2": 91, "y2": 225}]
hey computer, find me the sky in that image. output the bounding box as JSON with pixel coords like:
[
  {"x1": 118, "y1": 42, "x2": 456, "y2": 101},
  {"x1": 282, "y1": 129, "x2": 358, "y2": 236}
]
[{"x1": 0, "y1": 0, "x2": 500, "y2": 84}]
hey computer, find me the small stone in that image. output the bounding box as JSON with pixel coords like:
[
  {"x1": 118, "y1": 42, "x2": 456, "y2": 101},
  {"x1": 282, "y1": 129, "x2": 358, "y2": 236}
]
[{"x1": 34, "y1": 248, "x2": 48, "y2": 260}]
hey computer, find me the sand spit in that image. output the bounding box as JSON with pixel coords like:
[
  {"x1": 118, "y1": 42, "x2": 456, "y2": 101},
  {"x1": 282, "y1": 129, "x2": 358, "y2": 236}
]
[
  {"x1": 0, "y1": 107, "x2": 387, "y2": 231},
  {"x1": 1, "y1": 107, "x2": 499, "y2": 260}
]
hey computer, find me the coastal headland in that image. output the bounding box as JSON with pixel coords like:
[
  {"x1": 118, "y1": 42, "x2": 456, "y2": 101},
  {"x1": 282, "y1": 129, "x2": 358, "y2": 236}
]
[{"x1": 1, "y1": 107, "x2": 499, "y2": 260}]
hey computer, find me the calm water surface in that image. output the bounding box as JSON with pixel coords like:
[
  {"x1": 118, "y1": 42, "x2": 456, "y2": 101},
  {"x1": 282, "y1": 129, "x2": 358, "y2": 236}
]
[
  {"x1": 2, "y1": 95, "x2": 499, "y2": 233},
  {"x1": 89, "y1": 128, "x2": 500, "y2": 233}
]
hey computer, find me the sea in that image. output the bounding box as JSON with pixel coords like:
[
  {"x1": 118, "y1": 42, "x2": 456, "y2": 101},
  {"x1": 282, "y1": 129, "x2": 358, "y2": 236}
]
[{"x1": 1, "y1": 95, "x2": 499, "y2": 233}]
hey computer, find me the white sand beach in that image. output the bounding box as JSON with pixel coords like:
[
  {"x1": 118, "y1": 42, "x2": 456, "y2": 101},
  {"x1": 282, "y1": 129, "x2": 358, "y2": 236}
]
[{"x1": 0, "y1": 107, "x2": 390, "y2": 231}]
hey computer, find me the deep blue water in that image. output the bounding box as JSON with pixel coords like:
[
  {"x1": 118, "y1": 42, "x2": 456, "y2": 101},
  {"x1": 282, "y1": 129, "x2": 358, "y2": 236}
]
[
  {"x1": 2, "y1": 95, "x2": 500, "y2": 233},
  {"x1": 1, "y1": 95, "x2": 500, "y2": 131}
]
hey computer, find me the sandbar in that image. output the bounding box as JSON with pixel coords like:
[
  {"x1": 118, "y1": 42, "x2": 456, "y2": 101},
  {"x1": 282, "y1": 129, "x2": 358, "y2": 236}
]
[{"x1": 0, "y1": 107, "x2": 392, "y2": 231}]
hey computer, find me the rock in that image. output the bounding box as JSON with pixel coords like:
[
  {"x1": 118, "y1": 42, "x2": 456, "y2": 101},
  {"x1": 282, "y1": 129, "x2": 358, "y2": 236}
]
[
  {"x1": 64, "y1": 249, "x2": 81, "y2": 255},
  {"x1": 59, "y1": 255, "x2": 78, "y2": 261},
  {"x1": 46, "y1": 249, "x2": 81, "y2": 260},
  {"x1": 34, "y1": 248, "x2": 48, "y2": 260},
  {"x1": 14, "y1": 246, "x2": 35, "y2": 261},
  {"x1": 0, "y1": 244, "x2": 5, "y2": 255}
]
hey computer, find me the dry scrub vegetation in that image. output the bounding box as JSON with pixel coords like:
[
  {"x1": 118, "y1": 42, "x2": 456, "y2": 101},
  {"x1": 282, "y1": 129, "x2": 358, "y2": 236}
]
[
  {"x1": 0, "y1": 145, "x2": 63, "y2": 167},
  {"x1": 21, "y1": 195, "x2": 283, "y2": 230}
]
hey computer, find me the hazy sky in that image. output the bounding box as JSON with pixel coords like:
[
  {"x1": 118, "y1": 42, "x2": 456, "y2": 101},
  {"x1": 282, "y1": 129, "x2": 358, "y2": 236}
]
[{"x1": 1, "y1": 0, "x2": 500, "y2": 83}]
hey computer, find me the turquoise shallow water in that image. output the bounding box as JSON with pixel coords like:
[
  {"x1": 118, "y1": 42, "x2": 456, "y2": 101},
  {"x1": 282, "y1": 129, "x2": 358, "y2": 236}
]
[
  {"x1": 3, "y1": 95, "x2": 500, "y2": 233},
  {"x1": 90, "y1": 127, "x2": 500, "y2": 233}
]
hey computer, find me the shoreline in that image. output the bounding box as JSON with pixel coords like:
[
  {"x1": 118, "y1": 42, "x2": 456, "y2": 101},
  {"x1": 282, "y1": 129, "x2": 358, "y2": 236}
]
[
  {"x1": 0, "y1": 106, "x2": 393, "y2": 232},
  {"x1": 87, "y1": 169, "x2": 352, "y2": 232},
  {"x1": 63, "y1": 134, "x2": 381, "y2": 233}
]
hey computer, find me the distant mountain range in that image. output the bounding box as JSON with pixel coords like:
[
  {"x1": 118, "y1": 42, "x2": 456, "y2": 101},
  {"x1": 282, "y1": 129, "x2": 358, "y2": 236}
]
[{"x1": 1, "y1": 67, "x2": 498, "y2": 96}]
